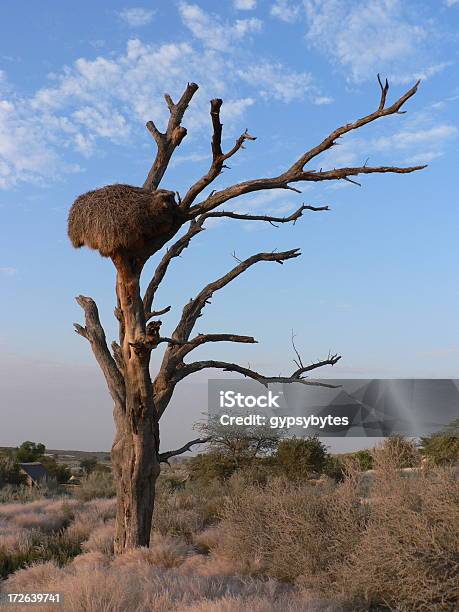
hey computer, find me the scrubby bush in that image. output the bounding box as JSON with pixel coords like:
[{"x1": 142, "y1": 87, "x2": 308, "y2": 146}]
[
  {"x1": 274, "y1": 436, "x2": 328, "y2": 481},
  {"x1": 216, "y1": 444, "x2": 458, "y2": 611},
  {"x1": 40, "y1": 456, "x2": 71, "y2": 484},
  {"x1": 350, "y1": 449, "x2": 374, "y2": 471},
  {"x1": 188, "y1": 452, "x2": 239, "y2": 483},
  {"x1": 374, "y1": 435, "x2": 420, "y2": 469},
  {"x1": 217, "y1": 475, "x2": 365, "y2": 582},
  {"x1": 335, "y1": 464, "x2": 459, "y2": 611},
  {"x1": 15, "y1": 441, "x2": 46, "y2": 462},
  {"x1": 196, "y1": 416, "x2": 281, "y2": 467},
  {"x1": 79, "y1": 457, "x2": 98, "y2": 475},
  {"x1": 75, "y1": 470, "x2": 115, "y2": 501},
  {"x1": 0, "y1": 455, "x2": 26, "y2": 487},
  {"x1": 420, "y1": 433, "x2": 459, "y2": 466}
]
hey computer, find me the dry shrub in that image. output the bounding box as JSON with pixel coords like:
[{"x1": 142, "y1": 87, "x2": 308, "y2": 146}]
[
  {"x1": 217, "y1": 476, "x2": 365, "y2": 583},
  {"x1": 74, "y1": 470, "x2": 115, "y2": 501},
  {"x1": 335, "y1": 464, "x2": 459, "y2": 611},
  {"x1": 153, "y1": 477, "x2": 228, "y2": 540},
  {"x1": 193, "y1": 525, "x2": 221, "y2": 554}
]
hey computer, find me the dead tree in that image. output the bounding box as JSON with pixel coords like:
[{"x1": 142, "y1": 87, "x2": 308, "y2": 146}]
[{"x1": 68, "y1": 77, "x2": 425, "y2": 553}]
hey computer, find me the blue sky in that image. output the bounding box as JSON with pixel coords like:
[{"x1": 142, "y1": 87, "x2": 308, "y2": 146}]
[{"x1": 0, "y1": 0, "x2": 458, "y2": 451}]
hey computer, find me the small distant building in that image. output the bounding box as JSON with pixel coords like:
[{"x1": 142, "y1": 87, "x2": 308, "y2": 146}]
[{"x1": 19, "y1": 462, "x2": 49, "y2": 487}]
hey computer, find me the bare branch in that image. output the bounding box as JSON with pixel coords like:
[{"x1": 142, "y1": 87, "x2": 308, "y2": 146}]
[
  {"x1": 180, "y1": 98, "x2": 256, "y2": 210},
  {"x1": 175, "y1": 354, "x2": 341, "y2": 387},
  {"x1": 74, "y1": 296, "x2": 125, "y2": 406},
  {"x1": 187, "y1": 78, "x2": 425, "y2": 217},
  {"x1": 143, "y1": 218, "x2": 206, "y2": 314},
  {"x1": 145, "y1": 306, "x2": 171, "y2": 321},
  {"x1": 204, "y1": 204, "x2": 329, "y2": 226},
  {"x1": 172, "y1": 249, "x2": 301, "y2": 342},
  {"x1": 143, "y1": 82, "x2": 199, "y2": 191},
  {"x1": 159, "y1": 437, "x2": 211, "y2": 463},
  {"x1": 174, "y1": 333, "x2": 257, "y2": 360},
  {"x1": 143, "y1": 201, "x2": 321, "y2": 315}
]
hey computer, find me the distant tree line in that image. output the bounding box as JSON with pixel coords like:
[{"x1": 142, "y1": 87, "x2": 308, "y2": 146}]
[
  {"x1": 186, "y1": 418, "x2": 459, "y2": 485},
  {"x1": 0, "y1": 441, "x2": 111, "y2": 488}
]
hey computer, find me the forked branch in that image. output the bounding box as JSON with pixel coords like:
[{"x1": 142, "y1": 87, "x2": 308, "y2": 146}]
[
  {"x1": 143, "y1": 82, "x2": 199, "y2": 191},
  {"x1": 180, "y1": 98, "x2": 256, "y2": 210},
  {"x1": 74, "y1": 296, "x2": 125, "y2": 406},
  {"x1": 172, "y1": 249, "x2": 301, "y2": 342},
  {"x1": 143, "y1": 203, "x2": 322, "y2": 316},
  {"x1": 185, "y1": 78, "x2": 425, "y2": 217},
  {"x1": 143, "y1": 218, "x2": 206, "y2": 314}
]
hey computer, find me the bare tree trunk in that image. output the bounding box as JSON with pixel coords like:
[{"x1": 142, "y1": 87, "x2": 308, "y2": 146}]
[{"x1": 111, "y1": 255, "x2": 160, "y2": 554}]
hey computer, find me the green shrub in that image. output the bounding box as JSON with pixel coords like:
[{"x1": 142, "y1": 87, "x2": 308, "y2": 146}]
[
  {"x1": 275, "y1": 436, "x2": 328, "y2": 481},
  {"x1": 0, "y1": 455, "x2": 26, "y2": 487},
  {"x1": 420, "y1": 434, "x2": 459, "y2": 466},
  {"x1": 188, "y1": 452, "x2": 239, "y2": 483},
  {"x1": 350, "y1": 449, "x2": 374, "y2": 471},
  {"x1": 15, "y1": 441, "x2": 46, "y2": 463}
]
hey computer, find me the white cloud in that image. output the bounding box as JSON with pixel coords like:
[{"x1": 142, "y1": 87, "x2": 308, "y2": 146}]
[
  {"x1": 237, "y1": 62, "x2": 314, "y2": 102},
  {"x1": 372, "y1": 124, "x2": 458, "y2": 151},
  {"x1": 303, "y1": 0, "x2": 444, "y2": 83},
  {"x1": 118, "y1": 8, "x2": 155, "y2": 27},
  {"x1": 445, "y1": 0, "x2": 459, "y2": 6},
  {"x1": 391, "y1": 62, "x2": 453, "y2": 85},
  {"x1": 3, "y1": 27, "x2": 311, "y2": 190},
  {"x1": 0, "y1": 267, "x2": 17, "y2": 276},
  {"x1": 313, "y1": 95, "x2": 333, "y2": 105},
  {"x1": 318, "y1": 112, "x2": 457, "y2": 172},
  {"x1": 179, "y1": 2, "x2": 262, "y2": 51},
  {"x1": 270, "y1": 0, "x2": 301, "y2": 23},
  {"x1": 234, "y1": 0, "x2": 257, "y2": 9}
]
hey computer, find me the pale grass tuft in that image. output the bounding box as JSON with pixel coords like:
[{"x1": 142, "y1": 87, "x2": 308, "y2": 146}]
[
  {"x1": 3, "y1": 561, "x2": 62, "y2": 592},
  {"x1": 193, "y1": 525, "x2": 221, "y2": 553},
  {"x1": 113, "y1": 534, "x2": 190, "y2": 569},
  {"x1": 81, "y1": 520, "x2": 115, "y2": 555}
]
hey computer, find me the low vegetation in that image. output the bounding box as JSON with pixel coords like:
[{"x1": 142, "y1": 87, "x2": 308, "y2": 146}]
[{"x1": 0, "y1": 435, "x2": 457, "y2": 610}]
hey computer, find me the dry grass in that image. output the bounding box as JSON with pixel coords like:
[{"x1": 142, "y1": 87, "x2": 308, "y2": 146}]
[
  {"x1": 68, "y1": 184, "x2": 178, "y2": 257},
  {"x1": 81, "y1": 520, "x2": 115, "y2": 555},
  {"x1": 1, "y1": 557, "x2": 325, "y2": 612}
]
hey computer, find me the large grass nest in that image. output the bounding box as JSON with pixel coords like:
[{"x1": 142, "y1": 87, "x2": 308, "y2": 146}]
[{"x1": 68, "y1": 184, "x2": 178, "y2": 257}]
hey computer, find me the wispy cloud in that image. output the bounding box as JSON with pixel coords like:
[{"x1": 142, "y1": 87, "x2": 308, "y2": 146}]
[
  {"x1": 270, "y1": 0, "x2": 301, "y2": 23},
  {"x1": 237, "y1": 62, "x2": 314, "y2": 102},
  {"x1": 445, "y1": 0, "x2": 459, "y2": 6},
  {"x1": 179, "y1": 2, "x2": 262, "y2": 51},
  {"x1": 318, "y1": 108, "x2": 458, "y2": 172},
  {"x1": 303, "y1": 0, "x2": 448, "y2": 84},
  {"x1": 234, "y1": 0, "x2": 257, "y2": 9},
  {"x1": 117, "y1": 8, "x2": 155, "y2": 27},
  {"x1": 0, "y1": 22, "x2": 317, "y2": 190},
  {"x1": 0, "y1": 267, "x2": 17, "y2": 276}
]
